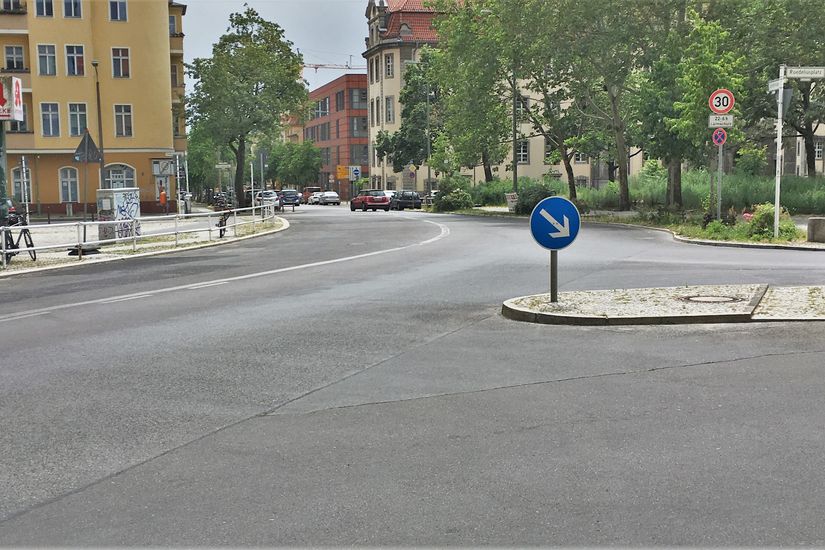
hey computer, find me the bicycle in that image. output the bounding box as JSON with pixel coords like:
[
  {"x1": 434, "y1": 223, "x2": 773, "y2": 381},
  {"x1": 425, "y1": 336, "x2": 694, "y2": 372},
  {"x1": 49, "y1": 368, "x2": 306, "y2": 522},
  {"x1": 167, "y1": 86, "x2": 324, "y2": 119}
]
[
  {"x1": 2, "y1": 210, "x2": 36, "y2": 264},
  {"x1": 216, "y1": 210, "x2": 231, "y2": 238}
]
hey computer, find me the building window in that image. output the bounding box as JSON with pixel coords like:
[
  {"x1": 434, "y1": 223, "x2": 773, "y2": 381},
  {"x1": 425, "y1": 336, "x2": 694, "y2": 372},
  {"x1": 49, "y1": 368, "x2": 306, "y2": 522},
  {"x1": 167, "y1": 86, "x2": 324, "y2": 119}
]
[
  {"x1": 351, "y1": 88, "x2": 368, "y2": 110},
  {"x1": 169, "y1": 15, "x2": 176, "y2": 34},
  {"x1": 170, "y1": 64, "x2": 178, "y2": 87},
  {"x1": 544, "y1": 138, "x2": 554, "y2": 164},
  {"x1": 68, "y1": 103, "x2": 86, "y2": 137},
  {"x1": 2, "y1": 0, "x2": 21, "y2": 10},
  {"x1": 11, "y1": 167, "x2": 31, "y2": 202},
  {"x1": 517, "y1": 140, "x2": 529, "y2": 164},
  {"x1": 318, "y1": 122, "x2": 330, "y2": 141},
  {"x1": 10, "y1": 104, "x2": 27, "y2": 132},
  {"x1": 385, "y1": 53, "x2": 394, "y2": 78},
  {"x1": 5, "y1": 46, "x2": 23, "y2": 71},
  {"x1": 64, "y1": 0, "x2": 81, "y2": 17},
  {"x1": 385, "y1": 96, "x2": 394, "y2": 124},
  {"x1": 114, "y1": 104, "x2": 133, "y2": 137},
  {"x1": 105, "y1": 164, "x2": 135, "y2": 188},
  {"x1": 109, "y1": 0, "x2": 126, "y2": 20},
  {"x1": 574, "y1": 152, "x2": 588, "y2": 164},
  {"x1": 816, "y1": 142, "x2": 824, "y2": 161},
  {"x1": 66, "y1": 45, "x2": 84, "y2": 76},
  {"x1": 374, "y1": 98, "x2": 381, "y2": 125},
  {"x1": 575, "y1": 176, "x2": 589, "y2": 187},
  {"x1": 38, "y1": 44, "x2": 56, "y2": 76},
  {"x1": 112, "y1": 48, "x2": 129, "y2": 78},
  {"x1": 60, "y1": 167, "x2": 79, "y2": 202},
  {"x1": 41, "y1": 103, "x2": 59, "y2": 136},
  {"x1": 320, "y1": 147, "x2": 331, "y2": 165},
  {"x1": 36, "y1": 0, "x2": 53, "y2": 16},
  {"x1": 515, "y1": 95, "x2": 529, "y2": 118},
  {"x1": 313, "y1": 97, "x2": 329, "y2": 119},
  {"x1": 335, "y1": 90, "x2": 345, "y2": 111},
  {"x1": 350, "y1": 144, "x2": 368, "y2": 165},
  {"x1": 336, "y1": 119, "x2": 340, "y2": 139},
  {"x1": 351, "y1": 116, "x2": 368, "y2": 137}
]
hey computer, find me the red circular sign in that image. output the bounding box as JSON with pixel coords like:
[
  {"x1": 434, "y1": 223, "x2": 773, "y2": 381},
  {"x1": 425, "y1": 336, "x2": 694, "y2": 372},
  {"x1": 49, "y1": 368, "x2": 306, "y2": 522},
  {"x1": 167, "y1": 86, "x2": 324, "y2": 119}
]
[
  {"x1": 709, "y1": 89, "x2": 735, "y2": 114},
  {"x1": 712, "y1": 127, "x2": 727, "y2": 146}
]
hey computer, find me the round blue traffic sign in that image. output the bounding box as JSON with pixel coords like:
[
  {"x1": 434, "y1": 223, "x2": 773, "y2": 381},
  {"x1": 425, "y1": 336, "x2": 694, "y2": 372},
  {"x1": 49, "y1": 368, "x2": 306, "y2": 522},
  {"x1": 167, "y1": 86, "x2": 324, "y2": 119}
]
[{"x1": 529, "y1": 196, "x2": 581, "y2": 250}]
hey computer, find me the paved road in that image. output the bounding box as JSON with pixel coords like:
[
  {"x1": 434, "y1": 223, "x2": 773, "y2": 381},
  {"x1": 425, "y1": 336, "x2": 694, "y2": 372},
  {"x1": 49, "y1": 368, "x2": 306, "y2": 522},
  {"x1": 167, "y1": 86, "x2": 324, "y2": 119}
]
[{"x1": 2, "y1": 206, "x2": 825, "y2": 545}]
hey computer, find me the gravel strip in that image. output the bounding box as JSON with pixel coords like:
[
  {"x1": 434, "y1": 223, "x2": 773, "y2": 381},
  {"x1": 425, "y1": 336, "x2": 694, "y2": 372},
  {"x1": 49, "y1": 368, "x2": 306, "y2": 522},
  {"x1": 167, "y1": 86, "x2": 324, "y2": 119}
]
[{"x1": 753, "y1": 285, "x2": 825, "y2": 320}]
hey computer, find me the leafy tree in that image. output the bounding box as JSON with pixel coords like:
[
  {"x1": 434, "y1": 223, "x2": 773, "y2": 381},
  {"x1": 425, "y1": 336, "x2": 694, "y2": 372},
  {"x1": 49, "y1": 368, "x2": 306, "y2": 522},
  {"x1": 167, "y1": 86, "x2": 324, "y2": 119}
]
[
  {"x1": 266, "y1": 141, "x2": 322, "y2": 188},
  {"x1": 186, "y1": 122, "x2": 228, "y2": 199},
  {"x1": 187, "y1": 8, "x2": 306, "y2": 205},
  {"x1": 431, "y1": 4, "x2": 509, "y2": 183}
]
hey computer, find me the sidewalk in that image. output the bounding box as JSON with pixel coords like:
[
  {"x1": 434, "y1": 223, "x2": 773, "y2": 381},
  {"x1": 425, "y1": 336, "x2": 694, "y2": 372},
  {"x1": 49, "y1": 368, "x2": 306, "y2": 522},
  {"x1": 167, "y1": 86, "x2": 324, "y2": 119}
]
[{"x1": 1, "y1": 205, "x2": 287, "y2": 275}]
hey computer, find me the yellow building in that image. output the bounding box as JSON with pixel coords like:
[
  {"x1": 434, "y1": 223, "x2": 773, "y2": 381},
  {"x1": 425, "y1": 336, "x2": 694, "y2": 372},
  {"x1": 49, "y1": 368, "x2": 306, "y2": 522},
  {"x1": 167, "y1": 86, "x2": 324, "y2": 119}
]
[{"x1": 0, "y1": 0, "x2": 186, "y2": 215}]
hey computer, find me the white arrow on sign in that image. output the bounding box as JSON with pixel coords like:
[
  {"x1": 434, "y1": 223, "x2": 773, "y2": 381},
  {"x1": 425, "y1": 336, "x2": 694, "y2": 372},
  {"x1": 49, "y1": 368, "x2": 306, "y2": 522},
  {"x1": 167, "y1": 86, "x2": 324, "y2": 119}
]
[{"x1": 540, "y1": 209, "x2": 570, "y2": 238}]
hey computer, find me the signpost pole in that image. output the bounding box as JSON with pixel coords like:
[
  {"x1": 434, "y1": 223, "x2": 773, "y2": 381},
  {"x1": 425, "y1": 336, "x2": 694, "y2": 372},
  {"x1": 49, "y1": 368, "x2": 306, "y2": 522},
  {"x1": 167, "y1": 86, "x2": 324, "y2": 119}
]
[
  {"x1": 774, "y1": 65, "x2": 786, "y2": 238},
  {"x1": 550, "y1": 250, "x2": 558, "y2": 303},
  {"x1": 717, "y1": 142, "x2": 723, "y2": 220}
]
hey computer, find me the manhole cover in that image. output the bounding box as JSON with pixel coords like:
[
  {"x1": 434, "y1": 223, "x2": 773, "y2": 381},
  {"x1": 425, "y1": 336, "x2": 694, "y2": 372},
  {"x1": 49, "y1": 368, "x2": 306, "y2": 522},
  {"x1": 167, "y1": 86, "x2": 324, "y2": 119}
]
[{"x1": 680, "y1": 295, "x2": 742, "y2": 303}]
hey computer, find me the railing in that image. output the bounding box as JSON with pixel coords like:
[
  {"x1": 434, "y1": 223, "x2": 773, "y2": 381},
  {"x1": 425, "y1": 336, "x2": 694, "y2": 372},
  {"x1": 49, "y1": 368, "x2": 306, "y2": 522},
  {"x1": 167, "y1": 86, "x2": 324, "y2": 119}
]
[{"x1": 1, "y1": 205, "x2": 279, "y2": 269}]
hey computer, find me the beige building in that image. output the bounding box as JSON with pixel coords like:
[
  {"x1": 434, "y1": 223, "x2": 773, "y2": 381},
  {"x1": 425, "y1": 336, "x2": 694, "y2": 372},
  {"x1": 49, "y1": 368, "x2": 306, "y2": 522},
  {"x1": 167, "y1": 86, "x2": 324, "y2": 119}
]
[
  {"x1": 363, "y1": 0, "x2": 642, "y2": 194},
  {"x1": 1, "y1": 0, "x2": 186, "y2": 214}
]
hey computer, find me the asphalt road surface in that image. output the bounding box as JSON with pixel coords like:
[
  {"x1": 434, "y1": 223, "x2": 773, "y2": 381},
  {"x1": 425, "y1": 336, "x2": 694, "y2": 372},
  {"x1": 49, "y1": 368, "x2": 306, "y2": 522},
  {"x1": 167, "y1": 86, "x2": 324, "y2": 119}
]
[{"x1": 2, "y1": 206, "x2": 825, "y2": 546}]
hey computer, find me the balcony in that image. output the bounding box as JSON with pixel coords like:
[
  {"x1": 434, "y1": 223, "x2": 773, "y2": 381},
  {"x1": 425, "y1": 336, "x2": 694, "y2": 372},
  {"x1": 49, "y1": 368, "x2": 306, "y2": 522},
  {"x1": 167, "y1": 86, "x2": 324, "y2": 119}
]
[
  {"x1": 169, "y1": 33, "x2": 184, "y2": 54},
  {"x1": 0, "y1": 1, "x2": 26, "y2": 15},
  {"x1": 6, "y1": 130, "x2": 34, "y2": 151}
]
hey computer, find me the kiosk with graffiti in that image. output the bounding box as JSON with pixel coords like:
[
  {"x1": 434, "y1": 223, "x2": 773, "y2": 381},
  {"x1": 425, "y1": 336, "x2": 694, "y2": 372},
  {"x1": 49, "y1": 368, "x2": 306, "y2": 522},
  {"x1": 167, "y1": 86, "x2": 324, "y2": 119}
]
[{"x1": 97, "y1": 188, "x2": 142, "y2": 241}]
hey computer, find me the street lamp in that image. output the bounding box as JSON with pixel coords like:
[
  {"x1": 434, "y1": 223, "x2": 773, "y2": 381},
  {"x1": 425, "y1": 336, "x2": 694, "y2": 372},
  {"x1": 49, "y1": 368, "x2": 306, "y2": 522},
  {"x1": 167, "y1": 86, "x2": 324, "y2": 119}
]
[{"x1": 91, "y1": 60, "x2": 106, "y2": 189}]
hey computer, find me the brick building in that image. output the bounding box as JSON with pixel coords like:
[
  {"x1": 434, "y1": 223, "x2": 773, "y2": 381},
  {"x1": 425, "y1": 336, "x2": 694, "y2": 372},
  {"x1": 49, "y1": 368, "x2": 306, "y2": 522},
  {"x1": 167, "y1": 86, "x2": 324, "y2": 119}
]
[{"x1": 304, "y1": 73, "x2": 369, "y2": 201}]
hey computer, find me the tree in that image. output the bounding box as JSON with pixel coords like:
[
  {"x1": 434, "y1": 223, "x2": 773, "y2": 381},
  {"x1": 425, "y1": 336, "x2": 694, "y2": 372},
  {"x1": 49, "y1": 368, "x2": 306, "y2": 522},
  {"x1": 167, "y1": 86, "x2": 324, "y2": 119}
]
[
  {"x1": 187, "y1": 8, "x2": 307, "y2": 205},
  {"x1": 431, "y1": 3, "x2": 509, "y2": 182},
  {"x1": 266, "y1": 141, "x2": 322, "y2": 188},
  {"x1": 186, "y1": 122, "x2": 227, "y2": 200}
]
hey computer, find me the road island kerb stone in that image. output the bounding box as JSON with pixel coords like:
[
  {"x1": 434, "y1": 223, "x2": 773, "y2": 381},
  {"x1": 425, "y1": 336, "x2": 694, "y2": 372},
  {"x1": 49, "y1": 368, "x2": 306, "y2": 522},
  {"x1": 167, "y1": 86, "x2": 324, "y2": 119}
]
[{"x1": 502, "y1": 284, "x2": 825, "y2": 326}]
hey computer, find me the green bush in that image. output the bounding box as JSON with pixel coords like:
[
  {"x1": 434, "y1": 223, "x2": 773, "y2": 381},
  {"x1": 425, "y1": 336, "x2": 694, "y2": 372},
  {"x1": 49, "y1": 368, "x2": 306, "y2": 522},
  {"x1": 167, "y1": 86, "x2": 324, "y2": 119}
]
[
  {"x1": 433, "y1": 189, "x2": 474, "y2": 212},
  {"x1": 514, "y1": 183, "x2": 556, "y2": 215},
  {"x1": 470, "y1": 179, "x2": 511, "y2": 206},
  {"x1": 735, "y1": 144, "x2": 768, "y2": 176}
]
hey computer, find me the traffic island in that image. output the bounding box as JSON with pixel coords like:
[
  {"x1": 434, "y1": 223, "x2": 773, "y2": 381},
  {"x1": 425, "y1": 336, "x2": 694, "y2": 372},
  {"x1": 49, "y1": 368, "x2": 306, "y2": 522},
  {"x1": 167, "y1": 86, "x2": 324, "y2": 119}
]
[{"x1": 502, "y1": 284, "x2": 825, "y2": 326}]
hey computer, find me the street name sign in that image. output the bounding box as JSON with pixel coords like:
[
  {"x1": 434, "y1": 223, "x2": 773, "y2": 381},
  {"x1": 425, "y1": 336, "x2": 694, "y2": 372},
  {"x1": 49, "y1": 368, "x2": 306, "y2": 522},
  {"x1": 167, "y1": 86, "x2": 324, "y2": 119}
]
[
  {"x1": 786, "y1": 66, "x2": 825, "y2": 79},
  {"x1": 708, "y1": 89, "x2": 735, "y2": 114},
  {"x1": 768, "y1": 78, "x2": 784, "y2": 92},
  {"x1": 708, "y1": 114, "x2": 733, "y2": 128},
  {"x1": 712, "y1": 128, "x2": 727, "y2": 146},
  {"x1": 529, "y1": 196, "x2": 581, "y2": 251}
]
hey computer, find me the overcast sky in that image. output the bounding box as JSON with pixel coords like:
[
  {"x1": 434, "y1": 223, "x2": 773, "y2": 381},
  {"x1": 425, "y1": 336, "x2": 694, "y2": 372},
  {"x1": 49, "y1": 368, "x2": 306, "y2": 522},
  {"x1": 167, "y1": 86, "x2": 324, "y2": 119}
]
[{"x1": 184, "y1": 0, "x2": 369, "y2": 90}]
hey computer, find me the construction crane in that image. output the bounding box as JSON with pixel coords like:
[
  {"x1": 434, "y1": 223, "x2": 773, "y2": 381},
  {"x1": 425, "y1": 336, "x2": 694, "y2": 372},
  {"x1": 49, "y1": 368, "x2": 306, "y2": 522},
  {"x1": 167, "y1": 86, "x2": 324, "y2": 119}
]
[{"x1": 302, "y1": 63, "x2": 366, "y2": 72}]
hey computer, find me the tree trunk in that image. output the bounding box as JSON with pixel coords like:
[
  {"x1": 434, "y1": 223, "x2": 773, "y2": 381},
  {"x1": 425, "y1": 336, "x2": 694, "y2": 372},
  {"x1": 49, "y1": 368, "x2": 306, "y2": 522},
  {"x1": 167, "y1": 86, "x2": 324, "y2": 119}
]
[
  {"x1": 233, "y1": 137, "x2": 246, "y2": 206},
  {"x1": 609, "y1": 91, "x2": 630, "y2": 210},
  {"x1": 560, "y1": 145, "x2": 577, "y2": 200},
  {"x1": 803, "y1": 123, "x2": 816, "y2": 177},
  {"x1": 667, "y1": 157, "x2": 682, "y2": 208},
  {"x1": 481, "y1": 150, "x2": 494, "y2": 183}
]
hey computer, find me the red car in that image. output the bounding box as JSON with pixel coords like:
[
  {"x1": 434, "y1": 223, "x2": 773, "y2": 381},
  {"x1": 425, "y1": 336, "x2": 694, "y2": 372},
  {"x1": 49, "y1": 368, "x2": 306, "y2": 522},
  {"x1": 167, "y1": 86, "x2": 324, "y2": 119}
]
[{"x1": 350, "y1": 189, "x2": 391, "y2": 212}]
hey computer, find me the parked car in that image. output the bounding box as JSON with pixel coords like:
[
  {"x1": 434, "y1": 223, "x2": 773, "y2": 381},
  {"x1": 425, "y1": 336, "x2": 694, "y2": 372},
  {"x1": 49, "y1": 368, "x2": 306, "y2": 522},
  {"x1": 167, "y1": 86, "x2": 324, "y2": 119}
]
[
  {"x1": 350, "y1": 189, "x2": 391, "y2": 212},
  {"x1": 389, "y1": 191, "x2": 422, "y2": 210},
  {"x1": 279, "y1": 189, "x2": 301, "y2": 207},
  {"x1": 383, "y1": 190, "x2": 396, "y2": 202},
  {"x1": 255, "y1": 190, "x2": 280, "y2": 206},
  {"x1": 318, "y1": 191, "x2": 340, "y2": 205},
  {"x1": 307, "y1": 191, "x2": 324, "y2": 205},
  {"x1": 301, "y1": 186, "x2": 321, "y2": 204},
  {"x1": 1, "y1": 197, "x2": 21, "y2": 225}
]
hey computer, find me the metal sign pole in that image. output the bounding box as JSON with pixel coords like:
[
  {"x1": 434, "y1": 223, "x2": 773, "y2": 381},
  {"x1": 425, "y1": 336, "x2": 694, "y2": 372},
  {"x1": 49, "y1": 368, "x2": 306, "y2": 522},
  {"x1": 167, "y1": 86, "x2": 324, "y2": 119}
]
[
  {"x1": 21, "y1": 155, "x2": 29, "y2": 221},
  {"x1": 717, "y1": 143, "x2": 723, "y2": 220},
  {"x1": 550, "y1": 250, "x2": 558, "y2": 303},
  {"x1": 774, "y1": 65, "x2": 786, "y2": 238}
]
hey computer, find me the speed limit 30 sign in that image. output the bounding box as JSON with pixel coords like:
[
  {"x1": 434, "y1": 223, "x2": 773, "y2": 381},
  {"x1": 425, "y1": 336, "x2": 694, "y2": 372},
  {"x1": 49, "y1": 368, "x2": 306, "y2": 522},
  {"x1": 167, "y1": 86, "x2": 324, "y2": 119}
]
[{"x1": 709, "y1": 89, "x2": 735, "y2": 114}]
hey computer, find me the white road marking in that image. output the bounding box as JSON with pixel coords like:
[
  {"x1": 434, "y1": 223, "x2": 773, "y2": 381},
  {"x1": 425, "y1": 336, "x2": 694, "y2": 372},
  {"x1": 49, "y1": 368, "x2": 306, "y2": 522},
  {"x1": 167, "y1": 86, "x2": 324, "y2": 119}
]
[
  {"x1": 0, "y1": 311, "x2": 50, "y2": 323},
  {"x1": 0, "y1": 219, "x2": 451, "y2": 321},
  {"x1": 101, "y1": 294, "x2": 154, "y2": 304}
]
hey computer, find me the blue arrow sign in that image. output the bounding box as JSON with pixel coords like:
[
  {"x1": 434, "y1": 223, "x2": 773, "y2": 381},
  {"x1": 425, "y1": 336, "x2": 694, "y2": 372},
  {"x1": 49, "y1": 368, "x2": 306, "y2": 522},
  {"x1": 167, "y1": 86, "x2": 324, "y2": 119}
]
[{"x1": 529, "y1": 196, "x2": 581, "y2": 250}]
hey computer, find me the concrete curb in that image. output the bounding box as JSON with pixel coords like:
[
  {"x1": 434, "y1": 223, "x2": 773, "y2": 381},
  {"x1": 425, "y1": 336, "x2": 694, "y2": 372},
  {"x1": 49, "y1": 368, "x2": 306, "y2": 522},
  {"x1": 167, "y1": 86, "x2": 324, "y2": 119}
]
[
  {"x1": 500, "y1": 284, "x2": 825, "y2": 326},
  {"x1": 0, "y1": 217, "x2": 290, "y2": 279}
]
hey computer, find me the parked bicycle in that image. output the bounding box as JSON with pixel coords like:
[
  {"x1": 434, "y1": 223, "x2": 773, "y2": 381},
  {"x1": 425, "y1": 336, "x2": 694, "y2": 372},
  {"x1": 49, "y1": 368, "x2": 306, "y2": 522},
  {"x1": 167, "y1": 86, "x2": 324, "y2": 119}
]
[
  {"x1": 2, "y1": 208, "x2": 36, "y2": 264},
  {"x1": 216, "y1": 210, "x2": 231, "y2": 238}
]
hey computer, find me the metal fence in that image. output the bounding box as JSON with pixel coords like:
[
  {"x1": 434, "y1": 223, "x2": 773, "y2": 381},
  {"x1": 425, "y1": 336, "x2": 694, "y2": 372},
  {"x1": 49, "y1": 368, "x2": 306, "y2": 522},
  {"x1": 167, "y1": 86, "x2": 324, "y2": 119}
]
[{"x1": 1, "y1": 205, "x2": 279, "y2": 269}]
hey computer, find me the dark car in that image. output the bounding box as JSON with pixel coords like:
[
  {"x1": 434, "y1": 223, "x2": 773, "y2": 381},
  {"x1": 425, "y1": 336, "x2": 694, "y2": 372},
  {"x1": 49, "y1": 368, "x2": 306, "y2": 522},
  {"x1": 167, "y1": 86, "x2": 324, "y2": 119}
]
[
  {"x1": 350, "y1": 189, "x2": 390, "y2": 212},
  {"x1": 389, "y1": 191, "x2": 422, "y2": 210},
  {"x1": 279, "y1": 189, "x2": 301, "y2": 207}
]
